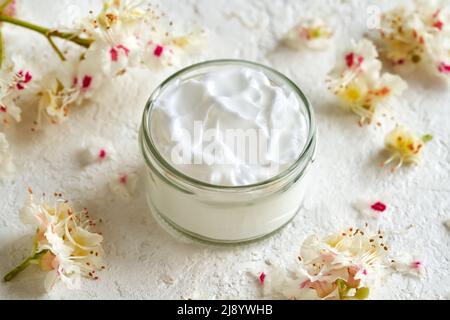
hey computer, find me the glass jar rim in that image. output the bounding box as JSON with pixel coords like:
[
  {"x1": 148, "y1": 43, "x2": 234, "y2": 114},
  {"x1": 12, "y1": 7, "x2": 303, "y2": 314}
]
[{"x1": 141, "y1": 59, "x2": 316, "y2": 191}]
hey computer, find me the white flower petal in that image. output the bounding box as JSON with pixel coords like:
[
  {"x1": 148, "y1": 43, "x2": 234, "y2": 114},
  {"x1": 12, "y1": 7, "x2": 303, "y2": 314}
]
[
  {"x1": 391, "y1": 253, "x2": 423, "y2": 278},
  {"x1": 283, "y1": 18, "x2": 333, "y2": 50},
  {"x1": 109, "y1": 172, "x2": 138, "y2": 201},
  {"x1": 69, "y1": 227, "x2": 103, "y2": 250},
  {"x1": 44, "y1": 270, "x2": 59, "y2": 292},
  {"x1": 0, "y1": 133, "x2": 15, "y2": 183},
  {"x1": 353, "y1": 198, "x2": 389, "y2": 219},
  {"x1": 44, "y1": 226, "x2": 73, "y2": 258},
  {"x1": 19, "y1": 194, "x2": 42, "y2": 226},
  {"x1": 0, "y1": 132, "x2": 15, "y2": 183},
  {"x1": 80, "y1": 138, "x2": 115, "y2": 166},
  {"x1": 328, "y1": 39, "x2": 407, "y2": 124}
]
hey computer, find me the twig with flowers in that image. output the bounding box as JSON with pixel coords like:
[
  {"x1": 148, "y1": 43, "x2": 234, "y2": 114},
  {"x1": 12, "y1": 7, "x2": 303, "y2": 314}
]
[
  {"x1": 0, "y1": 13, "x2": 93, "y2": 60},
  {"x1": 258, "y1": 225, "x2": 423, "y2": 300},
  {"x1": 3, "y1": 189, "x2": 105, "y2": 291},
  {"x1": 0, "y1": 0, "x2": 204, "y2": 182}
]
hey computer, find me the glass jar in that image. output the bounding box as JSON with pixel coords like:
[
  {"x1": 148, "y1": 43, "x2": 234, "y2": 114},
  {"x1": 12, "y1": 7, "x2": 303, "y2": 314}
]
[{"x1": 139, "y1": 59, "x2": 316, "y2": 244}]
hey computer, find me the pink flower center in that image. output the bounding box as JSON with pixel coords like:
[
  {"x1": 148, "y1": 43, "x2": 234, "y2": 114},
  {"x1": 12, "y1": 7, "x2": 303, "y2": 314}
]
[
  {"x1": 345, "y1": 52, "x2": 364, "y2": 69},
  {"x1": 110, "y1": 48, "x2": 119, "y2": 62},
  {"x1": 24, "y1": 71, "x2": 32, "y2": 83},
  {"x1": 433, "y1": 20, "x2": 444, "y2": 30},
  {"x1": 98, "y1": 149, "x2": 106, "y2": 159},
  {"x1": 119, "y1": 175, "x2": 128, "y2": 184},
  {"x1": 15, "y1": 70, "x2": 32, "y2": 90},
  {"x1": 438, "y1": 62, "x2": 450, "y2": 73},
  {"x1": 299, "y1": 28, "x2": 309, "y2": 39},
  {"x1": 432, "y1": 9, "x2": 441, "y2": 19},
  {"x1": 259, "y1": 272, "x2": 266, "y2": 284},
  {"x1": 82, "y1": 75, "x2": 93, "y2": 89},
  {"x1": 345, "y1": 52, "x2": 354, "y2": 68},
  {"x1": 117, "y1": 44, "x2": 130, "y2": 55},
  {"x1": 110, "y1": 44, "x2": 130, "y2": 62},
  {"x1": 300, "y1": 279, "x2": 311, "y2": 288},
  {"x1": 371, "y1": 201, "x2": 387, "y2": 212},
  {"x1": 153, "y1": 45, "x2": 164, "y2": 57},
  {"x1": 3, "y1": 0, "x2": 16, "y2": 17}
]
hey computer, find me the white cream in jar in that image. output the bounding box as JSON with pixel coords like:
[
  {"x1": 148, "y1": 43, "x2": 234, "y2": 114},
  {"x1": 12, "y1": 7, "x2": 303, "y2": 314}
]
[
  {"x1": 150, "y1": 66, "x2": 308, "y2": 186},
  {"x1": 140, "y1": 60, "x2": 316, "y2": 243}
]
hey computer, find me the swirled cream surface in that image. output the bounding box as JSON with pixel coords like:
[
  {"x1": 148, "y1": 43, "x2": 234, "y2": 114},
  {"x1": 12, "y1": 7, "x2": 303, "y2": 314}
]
[{"x1": 150, "y1": 66, "x2": 308, "y2": 186}]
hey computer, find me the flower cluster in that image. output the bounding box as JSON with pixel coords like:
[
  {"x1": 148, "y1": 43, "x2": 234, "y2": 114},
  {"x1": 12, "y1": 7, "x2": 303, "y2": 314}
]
[
  {"x1": 0, "y1": 57, "x2": 34, "y2": 180},
  {"x1": 33, "y1": 0, "x2": 203, "y2": 126},
  {"x1": 1, "y1": 0, "x2": 204, "y2": 130},
  {"x1": 0, "y1": 0, "x2": 204, "y2": 181},
  {"x1": 76, "y1": 0, "x2": 204, "y2": 76},
  {"x1": 3, "y1": 189, "x2": 105, "y2": 291},
  {"x1": 261, "y1": 226, "x2": 392, "y2": 300},
  {"x1": 283, "y1": 18, "x2": 333, "y2": 50},
  {"x1": 36, "y1": 67, "x2": 86, "y2": 126},
  {"x1": 327, "y1": 39, "x2": 407, "y2": 125},
  {"x1": 0, "y1": 57, "x2": 33, "y2": 125},
  {"x1": 377, "y1": 0, "x2": 450, "y2": 78},
  {"x1": 259, "y1": 225, "x2": 425, "y2": 300},
  {"x1": 383, "y1": 125, "x2": 432, "y2": 171}
]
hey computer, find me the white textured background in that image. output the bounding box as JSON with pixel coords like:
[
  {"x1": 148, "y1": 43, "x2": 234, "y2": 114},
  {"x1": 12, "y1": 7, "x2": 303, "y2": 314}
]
[{"x1": 0, "y1": 0, "x2": 449, "y2": 299}]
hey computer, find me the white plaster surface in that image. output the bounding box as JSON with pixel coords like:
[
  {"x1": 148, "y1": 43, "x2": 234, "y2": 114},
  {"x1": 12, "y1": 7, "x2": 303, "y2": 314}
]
[{"x1": 0, "y1": 0, "x2": 449, "y2": 299}]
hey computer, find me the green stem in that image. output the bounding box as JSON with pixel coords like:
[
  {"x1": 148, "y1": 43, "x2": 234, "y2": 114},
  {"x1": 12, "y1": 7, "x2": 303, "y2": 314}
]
[
  {"x1": 0, "y1": 0, "x2": 12, "y2": 68},
  {"x1": 0, "y1": 28, "x2": 4, "y2": 68},
  {"x1": 47, "y1": 36, "x2": 66, "y2": 61},
  {"x1": 3, "y1": 250, "x2": 48, "y2": 282},
  {"x1": 0, "y1": 14, "x2": 93, "y2": 48}
]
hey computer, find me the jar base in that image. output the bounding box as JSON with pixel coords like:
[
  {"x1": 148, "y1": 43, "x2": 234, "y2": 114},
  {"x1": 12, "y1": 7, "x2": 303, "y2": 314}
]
[{"x1": 146, "y1": 195, "x2": 300, "y2": 246}]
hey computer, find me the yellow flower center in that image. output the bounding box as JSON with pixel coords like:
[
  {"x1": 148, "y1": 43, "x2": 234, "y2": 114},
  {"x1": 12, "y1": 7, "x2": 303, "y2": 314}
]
[
  {"x1": 342, "y1": 85, "x2": 362, "y2": 102},
  {"x1": 309, "y1": 28, "x2": 322, "y2": 38}
]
